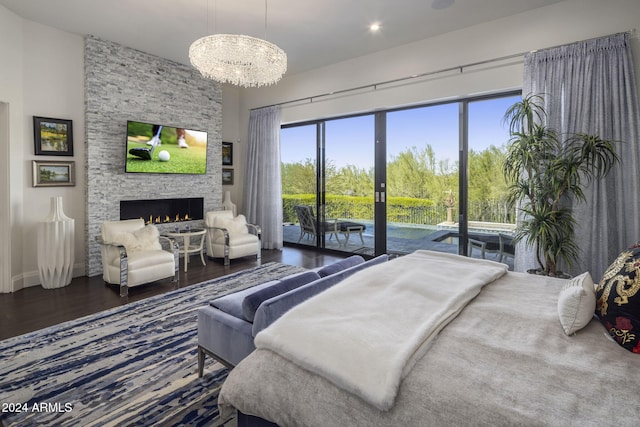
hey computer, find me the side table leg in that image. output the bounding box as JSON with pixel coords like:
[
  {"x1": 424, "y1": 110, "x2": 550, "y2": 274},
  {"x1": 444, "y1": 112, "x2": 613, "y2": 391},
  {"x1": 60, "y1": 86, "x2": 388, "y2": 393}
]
[{"x1": 184, "y1": 236, "x2": 190, "y2": 273}]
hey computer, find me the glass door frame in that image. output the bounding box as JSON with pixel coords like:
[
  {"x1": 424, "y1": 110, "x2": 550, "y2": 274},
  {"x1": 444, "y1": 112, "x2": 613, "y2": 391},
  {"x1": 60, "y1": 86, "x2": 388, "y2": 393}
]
[
  {"x1": 281, "y1": 89, "x2": 521, "y2": 257},
  {"x1": 374, "y1": 112, "x2": 387, "y2": 255}
]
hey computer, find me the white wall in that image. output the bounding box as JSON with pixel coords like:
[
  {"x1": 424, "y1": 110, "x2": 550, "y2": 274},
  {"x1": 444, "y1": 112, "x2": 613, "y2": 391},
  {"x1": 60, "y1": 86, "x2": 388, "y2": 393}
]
[
  {"x1": 221, "y1": 85, "x2": 243, "y2": 211},
  {"x1": 232, "y1": 0, "x2": 640, "y2": 212},
  {"x1": 0, "y1": 10, "x2": 86, "y2": 291},
  {"x1": 0, "y1": 5, "x2": 25, "y2": 291},
  {"x1": 19, "y1": 20, "x2": 85, "y2": 288}
]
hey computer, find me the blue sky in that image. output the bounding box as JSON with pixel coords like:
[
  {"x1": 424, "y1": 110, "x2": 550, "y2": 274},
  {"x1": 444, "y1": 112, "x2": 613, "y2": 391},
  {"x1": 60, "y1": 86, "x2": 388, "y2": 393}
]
[{"x1": 281, "y1": 94, "x2": 520, "y2": 169}]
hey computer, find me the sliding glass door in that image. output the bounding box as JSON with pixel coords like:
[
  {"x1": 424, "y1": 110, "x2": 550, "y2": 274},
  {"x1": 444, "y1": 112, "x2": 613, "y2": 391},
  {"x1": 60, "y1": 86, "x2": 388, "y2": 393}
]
[
  {"x1": 464, "y1": 95, "x2": 519, "y2": 264},
  {"x1": 281, "y1": 124, "x2": 317, "y2": 248},
  {"x1": 325, "y1": 115, "x2": 375, "y2": 253},
  {"x1": 281, "y1": 91, "x2": 520, "y2": 261},
  {"x1": 386, "y1": 103, "x2": 459, "y2": 255}
]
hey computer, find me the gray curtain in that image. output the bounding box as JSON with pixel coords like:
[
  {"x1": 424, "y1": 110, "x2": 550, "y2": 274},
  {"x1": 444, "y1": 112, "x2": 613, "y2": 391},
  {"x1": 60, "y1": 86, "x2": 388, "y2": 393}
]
[
  {"x1": 518, "y1": 33, "x2": 640, "y2": 279},
  {"x1": 244, "y1": 106, "x2": 283, "y2": 250}
]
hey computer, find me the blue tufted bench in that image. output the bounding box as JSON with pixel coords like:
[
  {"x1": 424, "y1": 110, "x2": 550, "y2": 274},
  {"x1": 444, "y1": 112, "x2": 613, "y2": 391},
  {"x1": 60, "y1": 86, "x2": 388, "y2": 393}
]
[{"x1": 197, "y1": 254, "x2": 388, "y2": 374}]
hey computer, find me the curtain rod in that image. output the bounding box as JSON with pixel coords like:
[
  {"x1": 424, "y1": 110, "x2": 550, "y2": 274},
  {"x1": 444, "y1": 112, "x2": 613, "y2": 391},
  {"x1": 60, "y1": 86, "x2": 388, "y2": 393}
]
[{"x1": 252, "y1": 29, "x2": 636, "y2": 111}]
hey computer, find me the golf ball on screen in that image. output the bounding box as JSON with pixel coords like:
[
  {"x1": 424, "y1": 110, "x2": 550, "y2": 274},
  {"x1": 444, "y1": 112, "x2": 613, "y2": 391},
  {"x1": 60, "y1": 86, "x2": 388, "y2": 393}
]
[{"x1": 158, "y1": 150, "x2": 170, "y2": 161}]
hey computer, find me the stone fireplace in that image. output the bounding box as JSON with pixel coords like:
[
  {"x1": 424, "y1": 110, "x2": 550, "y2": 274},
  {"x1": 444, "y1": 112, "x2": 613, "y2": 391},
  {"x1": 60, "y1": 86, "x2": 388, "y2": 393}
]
[{"x1": 85, "y1": 36, "x2": 222, "y2": 277}]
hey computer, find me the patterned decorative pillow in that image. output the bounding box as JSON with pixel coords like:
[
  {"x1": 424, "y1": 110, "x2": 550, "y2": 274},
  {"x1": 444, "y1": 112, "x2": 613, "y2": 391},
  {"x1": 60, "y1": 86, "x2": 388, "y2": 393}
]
[
  {"x1": 595, "y1": 245, "x2": 640, "y2": 353},
  {"x1": 557, "y1": 272, "x2": 596, "y2": 335}
]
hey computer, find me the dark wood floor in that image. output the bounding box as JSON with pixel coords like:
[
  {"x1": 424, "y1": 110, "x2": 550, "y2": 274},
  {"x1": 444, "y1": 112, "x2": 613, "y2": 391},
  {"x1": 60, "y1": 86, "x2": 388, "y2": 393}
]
[{"x1": 0, "y1": 247, "x2": 346, "y2": 341}]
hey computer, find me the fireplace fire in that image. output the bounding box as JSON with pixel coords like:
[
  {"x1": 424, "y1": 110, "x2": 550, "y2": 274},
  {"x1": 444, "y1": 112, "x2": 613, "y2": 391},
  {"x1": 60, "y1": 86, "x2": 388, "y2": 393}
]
[
  {"x1": 120, "y1": 198, "x2": 203, "y2": 224},
  {"x1": 146, "y1": 213, "x2": 193, "y2": 224}
]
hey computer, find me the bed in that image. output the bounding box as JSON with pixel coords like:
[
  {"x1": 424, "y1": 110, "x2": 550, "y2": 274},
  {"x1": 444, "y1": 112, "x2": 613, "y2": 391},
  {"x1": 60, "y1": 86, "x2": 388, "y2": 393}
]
[{"x1": 218, "y1": 250, "x2": 640, "y2": 426}]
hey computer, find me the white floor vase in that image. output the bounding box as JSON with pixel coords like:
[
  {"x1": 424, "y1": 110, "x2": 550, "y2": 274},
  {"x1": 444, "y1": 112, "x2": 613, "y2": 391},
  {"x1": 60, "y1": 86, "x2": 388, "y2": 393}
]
[
  {"x1": 222, "y1": 190, "x2": 237, "y2": 216},
  {"x1": 38, "y1": 196, "x2": 75, "y2": 288}
]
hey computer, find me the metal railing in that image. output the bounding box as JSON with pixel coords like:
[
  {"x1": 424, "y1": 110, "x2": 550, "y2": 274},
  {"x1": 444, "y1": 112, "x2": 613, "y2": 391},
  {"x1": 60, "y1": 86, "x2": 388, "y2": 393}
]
[{"x1": 284, "y1": 197, "x2": 514, "y2": 226}]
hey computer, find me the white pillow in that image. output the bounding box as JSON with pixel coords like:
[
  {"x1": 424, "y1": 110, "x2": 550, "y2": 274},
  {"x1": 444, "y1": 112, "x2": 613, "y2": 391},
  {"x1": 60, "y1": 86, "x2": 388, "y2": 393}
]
[
  {"x1": 133, "y1": 224, "x2": 162, "y2": 251},
  {"x1": 111, "y1": 225, "x2": 161, "y2": 253},
  {"x1": 217, "y1": 215, "x2": 248, "y2": 235},
  {"x1": 110, "y1": 231, "x2": 139, "y2": 254},
  {"x1": 557, "y1": 272, "x2": 596, "y2": 335}
]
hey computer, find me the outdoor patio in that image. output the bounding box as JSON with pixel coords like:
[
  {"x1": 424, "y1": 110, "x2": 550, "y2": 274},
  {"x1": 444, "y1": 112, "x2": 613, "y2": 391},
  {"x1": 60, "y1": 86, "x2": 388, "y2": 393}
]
[{"x1": 282, "y1": 222, "x2": 514, "y2": 270}]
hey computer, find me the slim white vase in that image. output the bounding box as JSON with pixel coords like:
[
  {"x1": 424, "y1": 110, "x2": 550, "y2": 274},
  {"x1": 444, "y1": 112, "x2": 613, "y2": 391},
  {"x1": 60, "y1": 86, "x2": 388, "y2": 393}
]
[
  {"x1": 38, "y1": 196, "x2": 75, "y2": 288},
  {"x1": 222, "y1": 191, "x2": 237, "y2": 216}
]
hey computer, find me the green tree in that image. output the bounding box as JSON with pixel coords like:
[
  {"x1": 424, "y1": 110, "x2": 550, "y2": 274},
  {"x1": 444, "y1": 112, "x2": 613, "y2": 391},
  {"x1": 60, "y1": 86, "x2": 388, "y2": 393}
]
[
  {"x1": 468, "y1": 145, "x2": 510, "y2": 221},
  {"x1": 387, "y1": 146, "x2": 431, "y2": 198},
  {"x1": 281, "y1": 159, "x2": 316, "y2": 194},
  {"x1": 327, "y1": 164, "x2": 374, "y2": 196}
]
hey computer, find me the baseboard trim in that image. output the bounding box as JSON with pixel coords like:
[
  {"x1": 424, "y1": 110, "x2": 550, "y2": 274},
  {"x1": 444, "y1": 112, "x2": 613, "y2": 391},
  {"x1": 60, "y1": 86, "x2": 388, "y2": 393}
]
[{"x1": 10, "y1": 263, "x2": 86, "y2": 292}]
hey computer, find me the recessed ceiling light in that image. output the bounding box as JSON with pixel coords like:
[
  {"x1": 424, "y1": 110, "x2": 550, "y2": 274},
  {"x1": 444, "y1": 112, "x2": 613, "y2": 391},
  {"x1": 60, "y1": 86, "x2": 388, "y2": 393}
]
[{"x1": 369, "y1": 22, "x2": 381, "y2": 32}]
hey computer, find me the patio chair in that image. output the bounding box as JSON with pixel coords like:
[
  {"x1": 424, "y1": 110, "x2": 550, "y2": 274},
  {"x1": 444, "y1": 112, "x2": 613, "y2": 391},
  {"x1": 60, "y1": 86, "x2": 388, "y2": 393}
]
[
  {"x1": 497, "y1": 232, "x2": 515, "y2": 263},
  {"x1": 468, "y1": 233, "x2": 514, "y2": 264},
  {"x1": 293, "y1": 205, "x2": 340, "y2": 244},
  {"x1": 468, "y1": 238, "x2": 487, "y2": 258}
]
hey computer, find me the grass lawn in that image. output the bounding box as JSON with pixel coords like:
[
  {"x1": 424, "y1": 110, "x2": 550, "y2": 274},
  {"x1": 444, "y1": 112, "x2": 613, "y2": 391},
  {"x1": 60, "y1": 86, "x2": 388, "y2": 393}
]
[{"x1": 125, "y1": 141, "x2": 207, "y2": 174}]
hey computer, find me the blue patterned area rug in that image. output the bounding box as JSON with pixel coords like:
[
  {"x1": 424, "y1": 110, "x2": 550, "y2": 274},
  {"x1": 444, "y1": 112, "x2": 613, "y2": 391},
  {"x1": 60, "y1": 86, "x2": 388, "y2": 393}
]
[{"x1": 0, "y1": 262, "x2": 305, "y2": 427}]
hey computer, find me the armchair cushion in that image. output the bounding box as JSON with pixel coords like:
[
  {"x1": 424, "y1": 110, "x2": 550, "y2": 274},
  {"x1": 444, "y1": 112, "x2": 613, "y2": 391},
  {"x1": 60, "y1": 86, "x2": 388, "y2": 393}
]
[{"x1": 211, "y1": 232, "x2": 258, "y2": 246}]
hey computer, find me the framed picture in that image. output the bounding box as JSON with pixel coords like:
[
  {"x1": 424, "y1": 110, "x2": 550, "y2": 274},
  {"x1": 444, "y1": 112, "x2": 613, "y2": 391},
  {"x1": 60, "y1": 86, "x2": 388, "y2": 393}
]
[
  {"x1": 33, "y1": 116, "x2": 74, "y2": 156},
  {"x1": 222, "y1": 142, "x2": 233, "y2": 166},
  {"x1": 222, "y1": 168, "x2": 234, "y2": 185},
  {"x1": 32, "y1": 160, "x2": 76, "y2": 187}
]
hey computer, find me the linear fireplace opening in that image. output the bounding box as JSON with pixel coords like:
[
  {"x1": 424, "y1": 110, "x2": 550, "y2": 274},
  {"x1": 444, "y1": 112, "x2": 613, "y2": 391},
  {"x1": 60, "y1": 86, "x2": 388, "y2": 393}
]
[{"x1": 120, "y1": 197, "x2": 204, "y2": 224}]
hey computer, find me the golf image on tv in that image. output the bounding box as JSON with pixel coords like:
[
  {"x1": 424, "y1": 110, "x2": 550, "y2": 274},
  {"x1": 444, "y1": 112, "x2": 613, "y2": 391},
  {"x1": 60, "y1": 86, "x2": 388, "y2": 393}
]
[{"x1": 125, "y1": 120, "x2": 208, "y2": 174}]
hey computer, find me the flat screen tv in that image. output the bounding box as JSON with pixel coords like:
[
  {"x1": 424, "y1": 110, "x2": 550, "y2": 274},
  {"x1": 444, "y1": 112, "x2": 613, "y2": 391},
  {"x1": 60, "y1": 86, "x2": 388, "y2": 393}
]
[{"x1": 125, "y1": 120, "x2": 208, "y2": 174}]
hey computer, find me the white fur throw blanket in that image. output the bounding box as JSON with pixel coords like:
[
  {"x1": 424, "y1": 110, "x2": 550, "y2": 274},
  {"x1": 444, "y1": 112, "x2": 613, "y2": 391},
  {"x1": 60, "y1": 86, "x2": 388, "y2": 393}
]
[{"x1": 254, "y1": 250, "x2": 508, "y2": 411}]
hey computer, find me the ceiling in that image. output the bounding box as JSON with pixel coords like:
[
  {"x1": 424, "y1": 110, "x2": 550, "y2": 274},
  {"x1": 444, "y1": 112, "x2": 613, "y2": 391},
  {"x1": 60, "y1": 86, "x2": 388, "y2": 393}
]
[{"x1": 1, "y1": 0, "x2": 565, "y2": 76}]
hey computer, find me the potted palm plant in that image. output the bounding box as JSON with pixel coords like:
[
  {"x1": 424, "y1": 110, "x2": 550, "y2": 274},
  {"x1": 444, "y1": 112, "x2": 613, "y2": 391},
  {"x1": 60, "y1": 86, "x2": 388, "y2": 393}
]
[{"x1": 503, "y1": 94, "x2": 619, "y2": 277}]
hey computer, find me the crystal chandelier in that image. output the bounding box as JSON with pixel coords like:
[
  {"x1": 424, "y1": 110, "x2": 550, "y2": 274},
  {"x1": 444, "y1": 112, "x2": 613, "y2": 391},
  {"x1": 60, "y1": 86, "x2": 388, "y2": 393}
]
[{"x1": 189, "y1": 1, "x2": 287, "y2": 88}]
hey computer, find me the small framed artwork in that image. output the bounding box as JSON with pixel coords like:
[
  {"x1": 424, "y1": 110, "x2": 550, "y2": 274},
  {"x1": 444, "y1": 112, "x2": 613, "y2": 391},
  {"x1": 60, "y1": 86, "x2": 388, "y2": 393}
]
[
  {"x1": 222, "y1": 168, "x2": 234, "y2": 185},
  {"x1": 32, "y1": 160, "x2": 76, "y2": 187},
  {"x1": 33, "y1": 116, "x2": 74, "y2": 156},
  {"x1": 222, "y1": 142, "x2": 233, "y2": 166}
]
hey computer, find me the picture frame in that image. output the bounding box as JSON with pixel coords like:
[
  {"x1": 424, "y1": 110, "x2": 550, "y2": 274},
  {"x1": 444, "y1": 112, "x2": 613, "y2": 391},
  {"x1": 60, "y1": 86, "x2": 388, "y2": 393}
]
[
  {"x1": 222, "y1": 142, "x2": 233, "y2": 166},
  {"x1": 222, "y1": 168, "x2": 234, "y2": 186},
  {"x1": 32, "y1": 160, "x2": 76, "y2": 187},
  {"x1": 33, "y1": 116, "x2": 74, "y2": 156}
]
